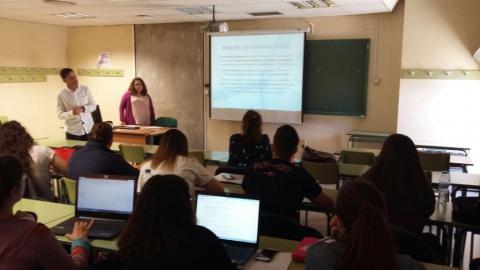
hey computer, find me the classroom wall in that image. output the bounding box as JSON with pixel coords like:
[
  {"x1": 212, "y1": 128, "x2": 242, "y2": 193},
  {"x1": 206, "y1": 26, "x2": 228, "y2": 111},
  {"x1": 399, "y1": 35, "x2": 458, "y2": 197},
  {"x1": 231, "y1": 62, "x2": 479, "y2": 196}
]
[
  {"x1": 134, "y1": 23, "x2": 205, "y2": 149},
  {"x1": 67, "y1": 25, "x2": 136, "y2": 126},
  {"x1": 398, "y1": 0, "x2": 480, "y2": 172},
  {"x1": 205, "y1": 2, "x2": 405, "y2": 154},
  {"x1": 0, "y1": 19, "x2": 135, "y2": 139},
  {"x1": 0, "y1": 18, "x2": 68, "y2": 139}
]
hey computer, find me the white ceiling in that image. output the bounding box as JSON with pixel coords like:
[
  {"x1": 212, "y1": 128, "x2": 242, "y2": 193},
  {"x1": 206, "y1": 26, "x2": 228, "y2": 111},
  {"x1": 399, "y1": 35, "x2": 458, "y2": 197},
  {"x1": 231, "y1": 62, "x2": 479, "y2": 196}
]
[{"x1": 0, "y1": 0, "x2": 399, "y2": 26}]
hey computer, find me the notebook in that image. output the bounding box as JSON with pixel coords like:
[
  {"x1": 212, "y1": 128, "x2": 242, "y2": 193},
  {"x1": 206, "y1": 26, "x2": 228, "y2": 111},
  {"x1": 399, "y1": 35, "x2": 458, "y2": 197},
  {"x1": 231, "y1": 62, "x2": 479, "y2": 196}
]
[
  {"x1": 52, "y1": 175, "x2": 136, "y2": 239},
  {"x1": 195, "y1": 192, "x2": 261, "y2": 265}
]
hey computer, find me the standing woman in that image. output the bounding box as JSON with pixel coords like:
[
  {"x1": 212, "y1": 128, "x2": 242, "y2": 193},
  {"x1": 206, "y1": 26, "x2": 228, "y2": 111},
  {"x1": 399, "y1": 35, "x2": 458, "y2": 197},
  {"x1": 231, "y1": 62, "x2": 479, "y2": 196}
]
[
  {"x1": 227, "y1": 110, "x2": 272, "y2": 168},
  {"x1": 119, "y1": 77, "x2": 155, "y2": 126}
]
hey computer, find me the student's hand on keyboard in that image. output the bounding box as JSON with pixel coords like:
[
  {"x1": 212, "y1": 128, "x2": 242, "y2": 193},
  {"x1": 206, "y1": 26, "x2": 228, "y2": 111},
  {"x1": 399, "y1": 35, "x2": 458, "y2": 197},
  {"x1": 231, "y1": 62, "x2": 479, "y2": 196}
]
[{"x1": 66, "y1": 220, "x2": 94, "y2": 240}]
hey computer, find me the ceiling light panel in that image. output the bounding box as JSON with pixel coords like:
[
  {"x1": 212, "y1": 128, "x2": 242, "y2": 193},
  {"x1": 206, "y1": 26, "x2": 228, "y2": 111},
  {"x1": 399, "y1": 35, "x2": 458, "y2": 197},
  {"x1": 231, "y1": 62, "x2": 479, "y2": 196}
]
[{"x1": 174, "y1": 6, "x2": 214, "y2": 15}]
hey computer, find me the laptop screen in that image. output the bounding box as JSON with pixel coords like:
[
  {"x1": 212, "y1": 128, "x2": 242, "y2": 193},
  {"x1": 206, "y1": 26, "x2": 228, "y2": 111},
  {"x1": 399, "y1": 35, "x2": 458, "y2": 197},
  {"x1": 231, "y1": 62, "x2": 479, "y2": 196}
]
[
  {"x1": 77, "y1": 176, "x2": 135, "y2": 215},
  {"x1": 196, "y1": 193, "x2": 260, "y2": 244}
]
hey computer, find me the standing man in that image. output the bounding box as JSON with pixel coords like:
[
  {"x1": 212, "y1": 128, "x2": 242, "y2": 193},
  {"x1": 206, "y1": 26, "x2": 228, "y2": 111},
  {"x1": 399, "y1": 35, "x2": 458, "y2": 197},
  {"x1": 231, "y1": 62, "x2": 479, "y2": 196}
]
[{"x1": 57, "y1": 68, "x2": 97, "y2": 141}]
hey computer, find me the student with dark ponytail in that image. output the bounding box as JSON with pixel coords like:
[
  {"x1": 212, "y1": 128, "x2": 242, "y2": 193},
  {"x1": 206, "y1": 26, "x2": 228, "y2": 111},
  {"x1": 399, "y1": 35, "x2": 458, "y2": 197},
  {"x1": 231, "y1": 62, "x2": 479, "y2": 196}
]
[{"x1": 305, "y1": 180, "x2": 424, "y2": 270}]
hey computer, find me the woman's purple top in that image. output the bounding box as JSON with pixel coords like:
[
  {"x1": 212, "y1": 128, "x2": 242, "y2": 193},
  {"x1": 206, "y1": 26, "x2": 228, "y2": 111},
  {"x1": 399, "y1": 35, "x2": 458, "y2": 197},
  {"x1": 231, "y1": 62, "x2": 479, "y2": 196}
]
[{"x1": 119, "y1": 91, "x2": 155, "y2": 125}]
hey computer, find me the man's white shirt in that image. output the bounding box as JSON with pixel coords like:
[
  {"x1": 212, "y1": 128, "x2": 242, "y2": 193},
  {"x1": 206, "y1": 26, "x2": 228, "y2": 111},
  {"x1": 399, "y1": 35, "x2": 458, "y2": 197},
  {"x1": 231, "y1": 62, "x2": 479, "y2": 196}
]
[{"x1": 57, "y1": 85, "x2": 96, "y2": 136}]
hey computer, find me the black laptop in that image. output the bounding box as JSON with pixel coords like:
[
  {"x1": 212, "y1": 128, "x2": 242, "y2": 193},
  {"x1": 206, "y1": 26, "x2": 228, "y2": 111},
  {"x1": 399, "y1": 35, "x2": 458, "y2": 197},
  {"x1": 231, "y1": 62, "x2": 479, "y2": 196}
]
[
  {"x1": 195, "y1": 192, "x2": 260, "y2": 265},
  {"x1": 52, "y1": 175, "x2": 136, "y2": 239}
]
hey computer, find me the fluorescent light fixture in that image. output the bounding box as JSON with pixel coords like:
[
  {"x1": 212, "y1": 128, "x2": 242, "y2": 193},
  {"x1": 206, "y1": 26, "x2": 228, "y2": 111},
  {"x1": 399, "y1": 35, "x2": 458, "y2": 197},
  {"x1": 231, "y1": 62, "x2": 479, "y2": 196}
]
[
  {"x1": 136, "y1": 15, "x2": 154, "y2": 20},
  {"x1": 287, "y1": 0, "x2": 336, "y2": 9},
  {"x1": 53, "y1": 12, "x2": 95, "y2": 19}
]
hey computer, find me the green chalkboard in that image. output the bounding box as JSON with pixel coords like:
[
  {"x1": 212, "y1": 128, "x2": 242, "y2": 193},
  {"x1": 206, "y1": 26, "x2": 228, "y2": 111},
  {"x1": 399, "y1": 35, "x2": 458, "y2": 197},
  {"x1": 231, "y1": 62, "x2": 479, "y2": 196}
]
[{"x1": 303, "y1": 39, "x2": 369, "y2": 116}]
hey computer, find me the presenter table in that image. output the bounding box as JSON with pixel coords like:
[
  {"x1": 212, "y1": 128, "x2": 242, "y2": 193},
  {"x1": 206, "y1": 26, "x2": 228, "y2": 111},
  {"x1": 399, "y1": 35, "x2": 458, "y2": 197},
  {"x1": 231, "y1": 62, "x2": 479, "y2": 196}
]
[{"x1": 112, "y1": 126, "x2": 171, "y2": 145}]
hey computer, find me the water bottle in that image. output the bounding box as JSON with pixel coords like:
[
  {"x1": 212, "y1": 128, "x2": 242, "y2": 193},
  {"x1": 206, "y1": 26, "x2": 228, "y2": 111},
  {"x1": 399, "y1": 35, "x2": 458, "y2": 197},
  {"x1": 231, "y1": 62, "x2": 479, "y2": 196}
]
[{"x1": 438, "y1": 171, "x2": 450, "y2": 204}]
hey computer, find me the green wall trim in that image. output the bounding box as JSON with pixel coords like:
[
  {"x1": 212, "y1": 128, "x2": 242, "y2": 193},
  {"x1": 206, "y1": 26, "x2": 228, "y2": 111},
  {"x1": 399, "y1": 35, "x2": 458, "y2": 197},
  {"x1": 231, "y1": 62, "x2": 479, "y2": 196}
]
[
  {"x1": 402, "y1": 69, "x2": 480, "y2": 80},
  {"x1": 0, "y1": 67, "x2": 61, "y2": 75},
  {"x1": 0, "y1": 75, "x2": 46, "y2": 83},
  {"x1": 77, "y1": 69, "x2": 124, "y2": 77}
]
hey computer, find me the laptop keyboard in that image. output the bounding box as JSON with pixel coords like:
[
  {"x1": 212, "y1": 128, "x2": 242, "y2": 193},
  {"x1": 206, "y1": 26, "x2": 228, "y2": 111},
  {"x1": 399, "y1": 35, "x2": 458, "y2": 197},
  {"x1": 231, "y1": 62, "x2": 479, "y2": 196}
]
[
  {"x1": 223, "y1": 244, "x2": 255, "y2": 264},
  {"x1": 52, "y1": 218, "x2": 125, "y2": 239}
]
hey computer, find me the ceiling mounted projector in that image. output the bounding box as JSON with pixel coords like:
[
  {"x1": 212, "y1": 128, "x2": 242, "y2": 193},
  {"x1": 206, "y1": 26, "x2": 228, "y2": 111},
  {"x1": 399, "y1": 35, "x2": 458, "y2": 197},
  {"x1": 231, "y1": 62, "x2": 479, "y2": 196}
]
[{"x1": 200, "y1": 5, "x2": 228, "y2": 33}]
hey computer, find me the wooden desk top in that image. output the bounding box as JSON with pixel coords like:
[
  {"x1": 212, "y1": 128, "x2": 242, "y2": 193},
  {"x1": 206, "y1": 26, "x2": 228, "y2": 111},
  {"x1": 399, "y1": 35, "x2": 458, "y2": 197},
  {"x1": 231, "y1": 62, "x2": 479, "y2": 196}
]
[{"x1": 112, "y1": 126, "x2": 171, "y2": 136}]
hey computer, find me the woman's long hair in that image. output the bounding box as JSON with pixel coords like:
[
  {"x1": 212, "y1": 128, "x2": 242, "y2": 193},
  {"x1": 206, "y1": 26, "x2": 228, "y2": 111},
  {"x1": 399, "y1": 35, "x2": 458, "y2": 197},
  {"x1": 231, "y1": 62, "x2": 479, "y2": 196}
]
[
  {"x1": 118, "y1": 174, "x2": 195, "y2": 260},
  {"x1": 362, "y1": 134, "x2": 432, "y2": 214},
  {"x1": 241, "y1": 110, "x2": 263, "y2": 143},
  {"x1": 0, "y1": 121, "x2": 34, "y2": 179},
  {"x1": 128, "y1": 77, "x2": 148, "y2": 96},
  {"x1": 150, "y1": 129, "x2": 188, "y2": 170},
  {"x1": 335, "y1": 180, "x2": 398, "y2": 270}
]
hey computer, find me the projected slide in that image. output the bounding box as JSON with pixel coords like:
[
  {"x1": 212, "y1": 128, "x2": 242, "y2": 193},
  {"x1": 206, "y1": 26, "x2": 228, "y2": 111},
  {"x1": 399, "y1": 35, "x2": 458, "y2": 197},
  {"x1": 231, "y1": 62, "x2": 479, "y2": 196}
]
[{"x1": 210, "y1": 32, "x2": 304, "y2": 124}]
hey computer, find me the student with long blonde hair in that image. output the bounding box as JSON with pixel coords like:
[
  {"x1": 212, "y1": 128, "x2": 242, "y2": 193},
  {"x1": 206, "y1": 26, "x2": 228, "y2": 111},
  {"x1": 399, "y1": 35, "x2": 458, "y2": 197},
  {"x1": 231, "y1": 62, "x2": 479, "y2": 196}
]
[{"x1": 138, "y1": 129, "x2": 224, "y2": 195}]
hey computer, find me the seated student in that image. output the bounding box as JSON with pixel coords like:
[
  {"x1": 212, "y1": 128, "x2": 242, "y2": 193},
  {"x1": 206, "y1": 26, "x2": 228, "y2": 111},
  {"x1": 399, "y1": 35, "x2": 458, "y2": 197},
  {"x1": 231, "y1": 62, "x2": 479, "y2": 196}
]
[
  {"x1": 95, "y1": 174, "x2": 235, "y2": 270},
  {"x1": 361, "y1": 134, "x2": 435, "y2": 233},
  {"x1": 0, "y1": 121, "x2": 67, "y2": 201},
  {"x1": 67, "y1": 122, "x2": 139, "y2": 180},
  {"x1": 138, "y1": 129, "x2": 224, "y2": 195},
  {"x1": 227, "y1": 110, "x2": 272, "y2": 168},
  {"x1": 305, "y1": 180, "x2": 424, "y2": 270},
  {"x1": 0, "y1": 154, "x2": 92, "y2": 269},
  {"x1": 242, "y1": 125, "x2": 334, "y2": 223}
]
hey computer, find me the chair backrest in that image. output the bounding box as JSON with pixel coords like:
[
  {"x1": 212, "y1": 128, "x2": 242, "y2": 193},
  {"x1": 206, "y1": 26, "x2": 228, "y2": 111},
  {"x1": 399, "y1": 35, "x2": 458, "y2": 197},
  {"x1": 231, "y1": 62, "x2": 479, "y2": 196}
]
[
  {"x1": 119, "y1": 144, "x2": 146, "y2": 164},
  {"x1": 91, "y1": 105, "x2": 103, "y2": 123},
  {"x1": 301, "y1": 161, "x2": 339, "y2": 187},
  {"x1": 418, "y1": 152, "x2": 450, "y2": 172},
  {"x1": 189, "y1": 151, "x2": 205, "y2": 166},
  {"x1": 154, "y1": 117, "x2": 178, "y2": 128},
  {"x1": 340, "y1": 150, "x2": 376, "y2": 165},
  {"x1": 259, "y1": 212, "x2": 303, "y2": 241},
  {"x1": 0, "y1": 116, "x2": 8, "y2": 124},
  {"x1": 61, "y1": 177, "x2": 77, "y2": 205},
  {"x1": 390, "y1": 225, "x2": 441, "y2": 264}
]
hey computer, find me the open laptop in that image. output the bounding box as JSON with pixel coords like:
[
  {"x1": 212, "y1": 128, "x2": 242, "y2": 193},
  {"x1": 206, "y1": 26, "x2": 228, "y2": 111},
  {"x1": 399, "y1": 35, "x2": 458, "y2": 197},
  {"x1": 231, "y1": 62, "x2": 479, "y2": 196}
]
[
  {"x1": 195, "y1": 192, "x2": 260, "y2": 265},
  {"x1": 52, "y1": 175, "x2": 136, "y2": 239}
]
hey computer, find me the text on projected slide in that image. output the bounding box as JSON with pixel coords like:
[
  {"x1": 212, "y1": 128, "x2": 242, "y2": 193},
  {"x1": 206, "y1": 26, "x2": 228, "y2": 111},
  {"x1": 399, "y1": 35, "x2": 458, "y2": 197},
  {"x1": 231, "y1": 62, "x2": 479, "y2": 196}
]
[{"x1": 211, "y1": 33, "x2": 304, "y2": 111}]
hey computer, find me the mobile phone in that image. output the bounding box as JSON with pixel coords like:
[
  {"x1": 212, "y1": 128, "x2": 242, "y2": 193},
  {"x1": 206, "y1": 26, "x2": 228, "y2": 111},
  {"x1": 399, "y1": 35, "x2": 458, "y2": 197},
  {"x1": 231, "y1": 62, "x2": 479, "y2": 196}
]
[{"x1": 254, "y1": 248, "x2": 278, "y2": 262}]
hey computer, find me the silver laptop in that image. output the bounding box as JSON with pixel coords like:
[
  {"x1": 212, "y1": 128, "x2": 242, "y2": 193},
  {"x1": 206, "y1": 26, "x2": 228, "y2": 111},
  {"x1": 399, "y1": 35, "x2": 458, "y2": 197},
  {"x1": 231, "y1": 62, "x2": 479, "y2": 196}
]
[
  {"x1": 195, "y1": 192, "x2": 260, "y2": 265},
  {"x1": 52, "y1": 175, "x2": 136, "y2": 239}
]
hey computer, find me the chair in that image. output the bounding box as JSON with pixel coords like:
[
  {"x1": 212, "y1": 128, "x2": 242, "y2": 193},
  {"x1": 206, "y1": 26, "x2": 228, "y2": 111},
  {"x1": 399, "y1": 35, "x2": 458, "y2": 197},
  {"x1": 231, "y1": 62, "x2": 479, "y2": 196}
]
[
  {"x1": 154, "y1": 117, "x2": 178, "y2": 128},
  {"x1": 339, "y1": 150, "x2": 375, "y2": 165},
  {"x1": 60, "y1": 177, "x2": 77, "y2": 205},
  {"x1": 418, "y1": 152, "x2": 450, "y2": 172},
  {"x1": 0, "y1": 116, "x2": 7, "y2": 124},
  {"x1": 390, "y1": 225, "x2": 442, "y2": 264},
  {"x1": 189, "y1": 150, "x2": 205, "y2": 166},
  {"x1": 301, "y1": 161, "x2": 340, "y2": 189},
  {"x1": 259, "y1": 213, "x2": 303, "y2": 241},
  {"x1": 119, "y1": 144, "x2": 146, "y2": 164}
]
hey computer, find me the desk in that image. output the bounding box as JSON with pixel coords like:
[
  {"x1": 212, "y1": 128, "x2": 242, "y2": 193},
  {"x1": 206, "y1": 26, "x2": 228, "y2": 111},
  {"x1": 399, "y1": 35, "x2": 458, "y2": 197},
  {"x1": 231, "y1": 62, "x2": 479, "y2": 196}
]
[
  {"x1": 346, "y1": 130, "x2": 391, "y2": 148},
  {"x1": 37, "y1": 139, "x2": 229, "y2": 165},
  {"x1": 112, "y1": 126, "x2": 171, "y2": 145},
  {"x1": 14, "y1": 198, "x2": 74, "y2": 226},
  {"x1": 339, "y1": 148, "x2": 473, "y2": 171},
  {"x1": 16, "y1": 199, "x2": 457, "y2": 270},
  {"x1": 431, "y1": 172, "x2": 480, "y2": 194}
]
